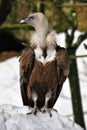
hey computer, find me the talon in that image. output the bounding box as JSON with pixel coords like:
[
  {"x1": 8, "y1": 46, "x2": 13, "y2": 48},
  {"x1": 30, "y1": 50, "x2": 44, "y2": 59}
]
[
  {"x1": 52, "y1": 108, "x2": 58, "y2": 113},
  {"x1": 48, "y1": 109, "x2": 52, "y2": 117},
  {"x1": 27, "y1": 108, "x2": 40, "y2": 115},
  {"x1": 50, "y1": 111, "x2": 52, "y2": 117},
  {"x1": 34, "y1": 109, "x2": 37, "y2": 115},
  {"x1": 41, "y1": 107, "x2": 47, "y2": 113},
  {"x1": 27, "y1": 111, "x2": 33, "y2": 115},
  {"x1": 41, "y1": 107, "x2": 52, "y2": 117}
]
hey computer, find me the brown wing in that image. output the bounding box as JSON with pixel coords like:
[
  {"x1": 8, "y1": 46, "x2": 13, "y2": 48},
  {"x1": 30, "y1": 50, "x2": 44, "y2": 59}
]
[
  {"x1": 19, "y1": 47, "x2": 35, "y2": 105},
  {"x1": 53, "y1": 46, "x2": 69, "y2": 105}
]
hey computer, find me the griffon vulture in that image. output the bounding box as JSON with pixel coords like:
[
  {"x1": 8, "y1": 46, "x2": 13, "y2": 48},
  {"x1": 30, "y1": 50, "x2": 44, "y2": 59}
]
[{"x1": 20, "y1": 12, "x2": 69, "y2": 116}]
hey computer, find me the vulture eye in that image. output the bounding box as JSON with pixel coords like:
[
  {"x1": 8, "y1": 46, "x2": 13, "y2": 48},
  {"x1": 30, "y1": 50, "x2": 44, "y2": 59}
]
[{"x1": 29, "y1": 16, "x2": 34, "y2": 20}]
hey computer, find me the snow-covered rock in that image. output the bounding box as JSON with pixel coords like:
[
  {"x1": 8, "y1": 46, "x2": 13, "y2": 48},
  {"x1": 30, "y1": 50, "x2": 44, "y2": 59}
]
[
  {"x1": 0, "y1": 31, "x2": 87, "y2": 129},
  {"x1": 0, "y1": 104, "x2": 84, "y2": 130}
]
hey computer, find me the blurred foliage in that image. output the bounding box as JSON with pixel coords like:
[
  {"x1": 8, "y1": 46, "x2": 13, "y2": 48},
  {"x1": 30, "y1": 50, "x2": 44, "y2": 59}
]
[
  {"x1": 0, "y1": 0, "x2": 13, "y2": 25},
  {"x1": 0, "y1": 0, "x2": 87, "y2": 43},
  {"x1": 76, "y1": 0, "x2": 87, "y2": 2},
  {"x1": 0, "y1": 0, "x2": 87, "y2": 31}
]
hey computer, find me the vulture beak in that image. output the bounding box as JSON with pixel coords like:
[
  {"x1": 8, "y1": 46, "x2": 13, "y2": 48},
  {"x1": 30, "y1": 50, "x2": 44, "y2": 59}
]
[
  {"x1": 20, "y1": 18, "x2": 28, "y2": 24},
  {"x1": 20, "y1": 19, "x2": 26, "y2": 24}
]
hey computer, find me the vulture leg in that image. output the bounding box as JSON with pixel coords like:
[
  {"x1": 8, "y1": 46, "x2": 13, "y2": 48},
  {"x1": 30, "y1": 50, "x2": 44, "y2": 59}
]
[
  {"x1": 32, "y1": 91, "x2": 38, "y2": 115},
  {"x1": 41, "y1": 90, "x2": 52, "y2": 117},
  {"x1": 42, "y1": 90, "x2": 58, "y2": 117},
  {"x1": 27, "y1": 92, "x2": 40, "y2": 115}
]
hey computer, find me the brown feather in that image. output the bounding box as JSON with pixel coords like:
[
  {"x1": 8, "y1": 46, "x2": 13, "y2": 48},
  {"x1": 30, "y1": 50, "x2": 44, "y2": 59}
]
[
  {"x1": 19, "y1": 45, "x2": 69, "y2": 108},
  {"x1": 20, "y1": 47, "x2": 35, "y2": 106}
]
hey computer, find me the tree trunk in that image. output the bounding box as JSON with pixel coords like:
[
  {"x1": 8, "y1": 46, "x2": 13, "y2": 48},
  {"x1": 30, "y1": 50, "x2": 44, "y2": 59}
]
[
  {"x1": 0, "y1": 0, "x2": 12, "y2": 25},
  {"x1": 36, "y1": 0, "x2": 45, "y2": 13},
  {"x1": 68, "y1": 52, "x2": 85, "y2": 129}
]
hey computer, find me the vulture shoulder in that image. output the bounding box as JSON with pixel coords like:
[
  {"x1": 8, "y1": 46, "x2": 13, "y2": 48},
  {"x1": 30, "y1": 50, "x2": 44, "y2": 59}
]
[
  {"x1": 19, "y1": 47, "x2": 35, "y2": 105},
  {"x1": 53, "y1": 46, "x2": 69, "y2": 105},
  {"x1": 56, "y1": 46, "x2": 69, "y2": 80}
]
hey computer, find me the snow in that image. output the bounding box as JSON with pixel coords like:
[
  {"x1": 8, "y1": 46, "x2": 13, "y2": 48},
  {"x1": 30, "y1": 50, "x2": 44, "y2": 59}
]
[
  {"x1": 0, "y1": 57, "x2": 22, "y2": 106},
  {"x1": 0, "y1": 31, "x2": 87, "y2": 130},
  {"x1": 0, "y1": 104, "x2": 84, "y2": 130}
]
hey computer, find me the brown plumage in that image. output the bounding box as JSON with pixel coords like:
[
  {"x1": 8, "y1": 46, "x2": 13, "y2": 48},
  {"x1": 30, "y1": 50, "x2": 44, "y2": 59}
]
[{"x1": 20, "y1": 12, "x2": 69, "y2": 115}]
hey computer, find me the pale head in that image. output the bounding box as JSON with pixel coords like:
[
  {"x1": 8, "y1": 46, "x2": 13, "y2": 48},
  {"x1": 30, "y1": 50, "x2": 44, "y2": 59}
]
[{"x1": 20, "y1": 12, "x2": 48, "y2": 33}]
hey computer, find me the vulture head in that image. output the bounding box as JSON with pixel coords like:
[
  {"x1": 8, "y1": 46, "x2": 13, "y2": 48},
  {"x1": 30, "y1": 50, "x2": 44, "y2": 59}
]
[
  {"x1": 20, "y1": 12, "x2": 48, "y2": 33},
  {"x1": 20, "y1": 12, "x2": 57, "y2": 63}
]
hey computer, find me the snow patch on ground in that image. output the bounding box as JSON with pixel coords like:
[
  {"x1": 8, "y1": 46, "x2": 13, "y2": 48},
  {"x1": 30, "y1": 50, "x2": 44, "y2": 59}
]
[
  {"x1": 0, "y1": 57, "x2": 22, "y2": 106},
  {"x1": 0, "y1": 104, "x2": 84, "y2": 130},
  {"x1": 0, "y1": 31, "x2": 87, "y2": 130}
]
